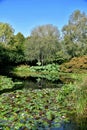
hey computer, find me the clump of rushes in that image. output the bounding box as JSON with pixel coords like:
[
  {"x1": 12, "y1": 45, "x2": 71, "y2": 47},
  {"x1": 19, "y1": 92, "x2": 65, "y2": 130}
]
[{"x1": 75, "y1": 78, "x2": 87, "y2": 118}]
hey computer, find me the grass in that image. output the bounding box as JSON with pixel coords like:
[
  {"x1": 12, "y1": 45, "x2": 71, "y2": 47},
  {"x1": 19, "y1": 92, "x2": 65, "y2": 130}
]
[{"x1": 75, "y1": 78, "x2": 87, "y2": 117}]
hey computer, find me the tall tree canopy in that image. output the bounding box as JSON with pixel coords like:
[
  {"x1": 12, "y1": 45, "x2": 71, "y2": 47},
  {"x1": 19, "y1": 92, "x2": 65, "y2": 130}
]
[
  {"x1": 24, "y1": 24, "x2": 61, "y2": 65},
  {"x1": 0, "y1": 23, "x2": 25, "y2": 64},
  {"x1": 0, "y1": 22, "x2": 14, "y2": 44},
  {"x1": 7, "y1": 32, "x2": 25, "y2": 64},
  {"x1": 62, "y1": 10, "x2": 87, "y2": 58}
]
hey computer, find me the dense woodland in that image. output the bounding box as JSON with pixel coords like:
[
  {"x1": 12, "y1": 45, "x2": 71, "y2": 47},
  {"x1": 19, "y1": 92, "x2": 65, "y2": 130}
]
[{"x1": 0, "y1": 10, "x2": 87, "y2": 129}]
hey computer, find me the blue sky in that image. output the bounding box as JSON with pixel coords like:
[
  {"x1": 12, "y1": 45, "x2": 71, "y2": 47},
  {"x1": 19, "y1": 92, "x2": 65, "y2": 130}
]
[{"x1": 0, "y1": 0, "x2": 87, "y2": 37}]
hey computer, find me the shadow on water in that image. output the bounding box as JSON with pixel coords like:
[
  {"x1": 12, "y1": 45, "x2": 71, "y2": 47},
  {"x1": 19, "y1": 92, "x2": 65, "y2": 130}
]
[
  {"x1": 0, "y1": 65, "x2": 63, "y2": 94},
  {"x1": 0, "y1": 77, "x2": 63, "y2": 95},
  {"x1": 19, "y1": 120, "x2": 85, "y2": 130},
  {"x1": 51, "y1": 121, "x2": 80, "y2": 130},
  {"x1": 50, "y1": 122, "x2": 79, "y2": 130},
  {"x1": 0, "y1": 83, "x2": 24, "y2": 95},
  {"x1": 51, "y1": 120, "x2": 87, "y2": 130}
]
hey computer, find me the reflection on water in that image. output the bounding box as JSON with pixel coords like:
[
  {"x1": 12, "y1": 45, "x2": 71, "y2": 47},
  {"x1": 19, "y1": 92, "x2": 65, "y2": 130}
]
[
  {"x1": 23, "y1": 77, "x2": 63, "y2": 89},
  {"x1": 22, "y1": 79, "x2": 87, "y2": 130},
  {"x1": 0, "y1": 66, "x2": 86, "y2": 130}
]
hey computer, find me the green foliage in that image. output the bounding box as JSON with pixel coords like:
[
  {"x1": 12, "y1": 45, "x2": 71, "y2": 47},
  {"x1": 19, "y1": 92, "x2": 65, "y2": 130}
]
[
  {"x1": 0, "y1": 66, "x2": 87, "y2": 129},
  {"x1": 0, "y1": 10, "x2": 87, "y2": 129},
  {"x1": 0, "y1": 76, "x2": 22, "y2": 91},
  {"x1": 0, "y1": 22, "x2": 14, "y2": 44},
  {"x1": 0, "y1": 76, "x2": 14, "y2": 90},
  {"x1": 0, "y1": 87, "x2": 70, "y2": 129},
  {"x1": 1, "y1": 10, "x2": 87, "y2": 65},
  {"x1": 62, "y1": 10, "x2": 87, "y2": 58},
  {"x1": 0, "y1": 73, "x2": 86, "y2": 129},
  {"x1": 75, "y1": 78, "x2": 87, "y2": 117},
  {"x1": 56, "y1": 83, "x2": 75, "y2": 106},
  {"x1": 0, "y1": 43, "x2": 9, "y2": 63},
  {"x1": 54, "y1": 50, "x2": 69, "y2": 64},
  {"x1": 13, "y1": 64, "x2": 60, "y2": 81},
  {"x1": 7, "y1": 32, "x2": 25, "y2": 64},
  {"x1": 8, "y1": 47, "x2": 25, "y2": 63},
  {"x1": 0, "y1": 32, "x2": 25, "y2": 64},
  {"x1": 24, "y1": 24, "x2": 61, "y2": 64}
]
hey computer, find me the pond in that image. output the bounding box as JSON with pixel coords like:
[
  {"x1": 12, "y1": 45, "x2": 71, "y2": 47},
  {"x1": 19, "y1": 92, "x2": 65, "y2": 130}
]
[
  {"x1": 0, "y1": 66, "x2": 87, "y2": 130},
  {"x1": 17, "y1": 78, "x2": 86, "y2": 130}
]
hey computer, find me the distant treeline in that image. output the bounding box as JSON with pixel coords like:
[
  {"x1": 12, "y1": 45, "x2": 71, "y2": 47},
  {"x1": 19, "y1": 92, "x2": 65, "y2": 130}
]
[{"x1": 0, "y1": 10, "x2": 87, "y2": 66}]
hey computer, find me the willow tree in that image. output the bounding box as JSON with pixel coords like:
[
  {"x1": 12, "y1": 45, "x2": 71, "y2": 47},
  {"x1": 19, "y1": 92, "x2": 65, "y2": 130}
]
[
  {"x1": 24, "y1": 24, "x2": 61, "y2": 65},
  {"x1": 62, "y1": 10, "x2": 87, "y2": 58}
]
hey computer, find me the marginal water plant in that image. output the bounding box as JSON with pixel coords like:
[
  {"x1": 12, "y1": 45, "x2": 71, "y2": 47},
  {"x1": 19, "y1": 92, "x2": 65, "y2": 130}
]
[
  {"x1": 0, "y1": 64, "x2": 87, "y2": 129},
  {"x1": 75, "y1": 78, "x2": 87, "y2": 118},
  {"x1": 0, "y1": 76, "x2": 14, "y2": 91},
  {"x1": 0, "y1": 83, "x2": 75, "y2": 129},
  {"x1": 0, "y1": 76, "x2": 22, "y2": 93},
  {"x1": 12, "y1": 64, "x2": 60, "y2": 81}
]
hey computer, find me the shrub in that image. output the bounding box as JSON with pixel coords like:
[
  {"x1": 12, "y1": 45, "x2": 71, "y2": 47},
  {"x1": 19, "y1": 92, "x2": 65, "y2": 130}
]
[{"x1": 60, "y1": 55, "x2": 87, "y2": 73}]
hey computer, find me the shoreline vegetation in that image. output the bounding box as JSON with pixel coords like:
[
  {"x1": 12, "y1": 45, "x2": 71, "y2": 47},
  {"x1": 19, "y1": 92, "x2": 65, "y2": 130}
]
[
  {"x1": 0, "y1": 10, "x2": 87, "y2": 129},
  {"x1": 0, "y1": 59, "x2": 87, "y2": 129}
]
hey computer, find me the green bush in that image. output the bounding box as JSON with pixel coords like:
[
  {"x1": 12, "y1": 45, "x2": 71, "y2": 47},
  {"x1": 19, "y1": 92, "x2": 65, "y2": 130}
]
[{"x1": 0, "y1": 76, "x2": 14, "y2": 91}]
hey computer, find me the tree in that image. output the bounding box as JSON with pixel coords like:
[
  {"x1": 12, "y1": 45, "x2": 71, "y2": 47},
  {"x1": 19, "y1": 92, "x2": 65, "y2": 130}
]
[
  {"x1": 14, "y1": 32, "x2": 25, "y2": 44},
  {"x1": 8, "y1": 32, "x2": 25, "y2": 64},
  {"x1": 24, "y1": 24, "x2": 61, "y2": 65},
  {"x1": 0, "y1": 42, "x2": 8, "y2": 64},
  {"x1": 0, "y1": 22, "x2": 14, "y2": 44},
  {"x1": 62, "y1": 10, "x2": 87, "y2": 58}
]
